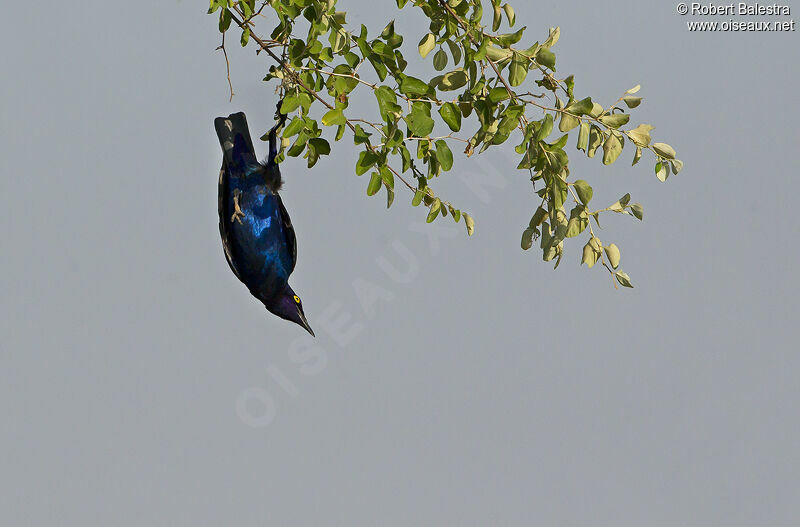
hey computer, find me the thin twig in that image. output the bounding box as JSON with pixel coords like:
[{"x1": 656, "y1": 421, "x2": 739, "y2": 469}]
[{"x1": 216, "y1": 32, "x2": 234, "y2": 102}]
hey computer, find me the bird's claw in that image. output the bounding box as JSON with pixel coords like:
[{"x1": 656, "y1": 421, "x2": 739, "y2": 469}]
[{"x1": 231, "y1": 189, "x2": 245, "y2": 225}]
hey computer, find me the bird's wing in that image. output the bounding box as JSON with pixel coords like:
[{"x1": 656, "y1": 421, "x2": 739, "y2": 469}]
[
  {"x1": 217, "y1": 160, "x2": 245, "y2": 283},
  {"x1": 215, "y1": 112, "x2": 256, "y2": 284},
  {"x1": 277, "y1": 194, "x2": 297, "y2": 274}
]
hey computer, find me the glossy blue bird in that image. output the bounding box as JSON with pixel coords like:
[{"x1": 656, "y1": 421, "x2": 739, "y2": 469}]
[{"x1": 214, "y1": 109, "x2": 314, "y2": 336}]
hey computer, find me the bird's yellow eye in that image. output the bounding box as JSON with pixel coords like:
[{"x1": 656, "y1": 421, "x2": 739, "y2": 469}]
[{"x1": 293, "y1": 295, "x2": 300, "y2": 304}]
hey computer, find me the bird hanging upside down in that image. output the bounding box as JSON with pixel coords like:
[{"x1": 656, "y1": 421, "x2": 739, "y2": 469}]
[{"x1": 214, "y1": 107, "x2": 314, "y2": 336}]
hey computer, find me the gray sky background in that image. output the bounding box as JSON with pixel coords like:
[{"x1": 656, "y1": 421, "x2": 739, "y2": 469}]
[{"x1": 2, "y1": 1, "x2": 798, "y2": 525}]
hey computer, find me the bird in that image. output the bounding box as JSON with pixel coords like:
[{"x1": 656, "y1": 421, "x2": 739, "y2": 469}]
[{"x1": 214, "y1": 106, "x2": 314, "y2": 336}]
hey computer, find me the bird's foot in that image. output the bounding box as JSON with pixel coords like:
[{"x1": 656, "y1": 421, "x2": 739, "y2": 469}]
[{"x1": 231, "y1": 189, "x2": 245, "y2": 225}]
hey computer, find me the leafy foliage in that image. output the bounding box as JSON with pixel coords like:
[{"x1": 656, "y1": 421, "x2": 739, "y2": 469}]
[{"x1": 209, "y1": 0, "x2": 682, "y2": 288}]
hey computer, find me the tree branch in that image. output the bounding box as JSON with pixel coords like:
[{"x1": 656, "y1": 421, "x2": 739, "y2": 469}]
[{"x1": 228, "y1": 7, "x2": 416, "y2": 193}]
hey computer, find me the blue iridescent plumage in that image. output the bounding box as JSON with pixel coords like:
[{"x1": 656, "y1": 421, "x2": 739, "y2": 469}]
[{"x1": 214, "y1": 110, "x2": 313, "y2": 336}]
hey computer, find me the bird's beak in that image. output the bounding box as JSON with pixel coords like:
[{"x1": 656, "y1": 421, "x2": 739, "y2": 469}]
[{"x1": 296, "y1": 306, "x2": 315, "y2": 337}]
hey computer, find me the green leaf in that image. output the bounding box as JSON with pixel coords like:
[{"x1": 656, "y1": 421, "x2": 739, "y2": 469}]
[
  {"x1": 582, "y1": 240, "x2": 598, "y2": 268},
  {"x1": 632, "y1": 146, "x2": 642, "y2": 165},
  {"x1": 534, "y1": 114, "x2": 553, "y2": 142},
  {"x1": 381, "y1": 20, "x2": 395, "y2": 39},
  {"x1": 627, "y1": 124, "x2": 654, "y2": 147},
  {"x1": 439, "y1": 102, "x2": 461, "y2": 132},
  {"x1": 598, "y1": 113, "x2": 630, "y2": 129},
  {"x1": 406, "y1": 107, "x2": 435, "y2": 136},
  {"x1": 573, "y1": 180, "x2": 593, "y2": 205},
  {"x1": 503, "y1": 4, "x2": 515, "y2": 26},
  {"x1": 604, "y1": 243, "x2": 620, "y2": 268},
  {"x1": 615, "y1": 271, "x2": 633, "y2": 288},
  {"x1": 433, "y1": 49, "x2": 448, "y2": 71},
  {"x1": 485, "y1": 45, "x2": 511, "y2": 62},
  {"x1": 542, "y1": 26, "x2": 560, "y2": 48},
  {"x1": 400, "y1": 144, "x2": 412, "y2": 172},
  {"x1": 321, "y1": 108, "x2": 346, "y2": 126},
  {"x1": 239, "y1": 0, "x2": 253, "y2": 17},
  {"x1": 366, "y1": 171, "x2": 382, "y2": 196},
  {"x1": 353, "y1": 124, "x2": 372, "y2": 145},
  {"x1": 426, "y1": 198, "x2": 441, "y2": 222},
  {"x1": 576, "y1": 122, "x2": 589, "y2": 152},
  {"x1": 329, "y1": 28, "x2": 349, "y2": 54},
  {"x1": 280, "y1": 94, "x2": 302, "y2": 114},
  {"x1": 447, "y1": 40, "x2": 462, "y2": 64},
  {"x1": 412, "y1": 189, "x2": 424, "y2": 206},
  {"x1": 630, "y1": 202, "x2": 643, "y2": 220},
  {"x1": 344, "y1": 51, "x2": 360, "y2": 67},
  {"x1": 488, "y1": 87, "x2": 510, "y2": 103},
  {"x1": 287, "y1": 133, "x2": 309, "y2": 157},
  {"x1": 535, "y1": 47, "x2": 556, "y2": 70},
  {"x1": 497, "y1": 104, "x2": 524, "y2": 136},
  {"x1": 626, "y1": 84, "x2": 641, "y2": 94},
  {"x1": 282, "y1": 117, "x2": 305, "y2": 138},
  {"x1": 529, "y1": 207, "x2": 547, "y2": 228},
  {"x1": 549, "y1": 133, "x2": 569, "y2": 150},
  {"x1": 492, "y1": 5, "x2": 502, "y2": 31},
  {"x1": 464, "y1": 212, "x2": 475, "y2": 235},
  {"x1": 496, "y1": 26, "x2": 526, "y2": 46},
  {"x1": 418, "y1": 33, "x2": 436, "y2": 58},
  {"x1": 559, "y1": 113, "x2": 580, "y2": 132},
  {"x1": 305, "y1": 137, "x2": 330, "y2": 168},
  {"x1": 219, "y1": 8, "x2": 232, "y2": 32},
  {"x1": 587, "y1": 124, "x2": 603, "y2": 158},
  {"x1": 307, "y1": 137, "x2": 330, "y2": 155},
  {"x1": 439, "y1": 69, "x2": 469, "y2": 91},
  {"x1": 563, "y1": 75, "x2": 575, "y2": 100},
  {"x1": 609, "y1": 193, "x2": 631, "y2": 211},
  {"x1": 435, "y1": 140, "x2": 453, "y2": 171},
  {"x1": 381, "y1": 166, "x2": 394, "y2": 190},
  {"x1": 670, "y1": 159, "x2": 684, "y2": 174},
  {"x1": 331, "y1": 65, "x2": 358, "y2": 94},
  {"x1": 508, "y1": 52, "x2": 528, "y2": 86},
  {"x1": 566, "y1": 206, "x2": 589, "y2": 238},
  {"x1": 521, "y1": 228, "x2": 535, "y2": 250},
  {"x1": 565, "y1": 97, "x2": 593, "y2": 116},
  {"x1": 655, "y1": 161, "x2": 669, "y2": 182},
  {"x1": 374, "y1": 86, "x2": 401, "y2": 121},
  {"x1": 602, "y1": 133, "x2": 623, "y2": 165},
  {"x1": 356, "y1": 150, "x2": 378, "y2": 175},
  {"x1": 368, "y1": 55, "x2": 388, "y2": 81},
  {"x1": 622, "y1": 96, "x2": 642, "y2": 108},
  {"x1": 653, "y1": 142, "x2": 676, "y2": 159},
  {"x1": 399, "y1": 75, "x2": 429, "y2": 96},
  {"x1": 552, "y1": 175, "x2": 568, "y2": 210},
  {"x1": 539, "y1": 222, "x2": 553, "y2": 260}
]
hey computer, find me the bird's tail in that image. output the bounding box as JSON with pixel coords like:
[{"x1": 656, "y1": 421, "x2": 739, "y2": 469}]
[{"x1": 214, "y1": 112, "x2": 257, "y2": 170}]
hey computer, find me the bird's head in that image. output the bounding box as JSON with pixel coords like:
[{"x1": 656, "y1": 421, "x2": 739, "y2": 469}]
[{"x1": 267, "y1": 286, "x2": 314, "y2": 337}]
